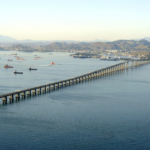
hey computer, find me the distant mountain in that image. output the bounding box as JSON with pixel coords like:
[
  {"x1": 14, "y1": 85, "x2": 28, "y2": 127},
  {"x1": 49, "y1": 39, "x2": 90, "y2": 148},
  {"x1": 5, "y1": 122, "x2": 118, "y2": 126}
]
[
  {"x1": 131, "y1": 37, "x2": 150, "y2": 42},
  {"x1": 144, "y1": 37, "x2": 150, "y2": 42},
  {"x1": 0, "y1": 35, "x2": 18, "y2": 43},
  {"x1": 1, "y1": 38, "x2": 150, "y2": 51},
  {"x1": 44, "y1": 39, "x2": 150, "y2": 51},
  {"x1": 1, "y1": 34, "x2": 150, "y2": 51},
  {"x1": 0, "y1": 35, "x2": 109, "y2": 44},
  {"x1": 112, "y1": 39, "x2": 150, "y2": 50}
]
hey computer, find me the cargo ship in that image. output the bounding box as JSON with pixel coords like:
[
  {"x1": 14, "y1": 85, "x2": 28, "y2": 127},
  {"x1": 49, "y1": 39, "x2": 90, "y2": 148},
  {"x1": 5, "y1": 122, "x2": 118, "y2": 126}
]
[
  {"x1": 14, "y1": 70, "x2": 23, "y2": 74},
  {"x1": 8, "y1": 59, "x2": 13, "y2": 61},
  {"x1": 29, "y1": 67, "x2": 37, "y2": 70}
]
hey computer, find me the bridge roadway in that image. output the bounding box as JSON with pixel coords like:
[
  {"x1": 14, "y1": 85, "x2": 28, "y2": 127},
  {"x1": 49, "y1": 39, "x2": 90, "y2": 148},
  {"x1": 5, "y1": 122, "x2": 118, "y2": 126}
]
[{"x1": 0, "y1": 60, "x2": 150, "y2": 104}]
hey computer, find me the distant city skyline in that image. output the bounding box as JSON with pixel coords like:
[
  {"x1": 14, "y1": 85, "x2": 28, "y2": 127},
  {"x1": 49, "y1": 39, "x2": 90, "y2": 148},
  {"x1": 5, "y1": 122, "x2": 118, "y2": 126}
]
[{"x1": 1, "y1": 0, "x2": 150, "y2": 41}]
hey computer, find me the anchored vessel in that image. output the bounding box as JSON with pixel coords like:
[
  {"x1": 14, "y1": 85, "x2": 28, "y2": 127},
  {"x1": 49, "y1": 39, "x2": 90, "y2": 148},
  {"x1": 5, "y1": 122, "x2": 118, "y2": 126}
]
[
  {"x1": 4, "y1": 64, "x2": 13, "y2": 68},
  {"x1": 51, "y1": 62, "x2": 55, "y2": 65},
  {"x1": 29, "y1": 67, "x2": 37, "y2": 70},
  {"x1": 8, "y1": 59, "x2": 13, "y2": 61},
  {"x1": 11, "y1": 53, "x2": 17, "y2": 55},
  {"x1": 14, "y1": 70, "x2": 23, "y2": 74}
]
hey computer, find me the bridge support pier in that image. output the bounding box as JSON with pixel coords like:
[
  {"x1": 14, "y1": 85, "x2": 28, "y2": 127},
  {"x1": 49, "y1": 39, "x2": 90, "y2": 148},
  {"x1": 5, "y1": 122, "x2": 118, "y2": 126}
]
[
  {"x1": 32, "y1": 90, "x2": 36, "y2": 95},
  {"x1": 42, "y1": 87, "x2": 46, "y2": 93},
  {"x1": 15, "y1": 94, "x2": 20, "y2": 100},
  {"x1": 9, "y1": 95, "x2": 13, "y2": 103},
  {"x1": 47, "y1": 86, "x2": 50, "y2": 92},
  {"x1": 2, "y1": 96, "x2": 7, "y2": 104},
  {"x1": 27, "y1": 91, "x2": 30, "y2": 97},
  {"x1": 21, "y1": 92, "x2": 25, "y2": 99},
  {"x1": 37, "y1": 89, "x2": 41, "y2": 94},
  {"x1": 59, "y1": 83, "x2": 62, "y2": 88},
  {"x1": 55, "y1": 84, "x2": 58, "y2": 90},
  {"x1": 63, "y1": 82, "x2": 66, "y2": 86},
  {"x1": 126, "y1": 62, "x2": 129, "y2": 69},
  {"x1": 50, "y1": 85, "x2": 54, "y2": 91}
]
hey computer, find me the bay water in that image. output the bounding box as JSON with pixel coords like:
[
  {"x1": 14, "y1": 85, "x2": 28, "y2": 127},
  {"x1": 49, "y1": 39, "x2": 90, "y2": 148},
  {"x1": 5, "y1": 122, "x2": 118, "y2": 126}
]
[{"x1": 0, "y1": 51, "x2": 150, "y2": 150}]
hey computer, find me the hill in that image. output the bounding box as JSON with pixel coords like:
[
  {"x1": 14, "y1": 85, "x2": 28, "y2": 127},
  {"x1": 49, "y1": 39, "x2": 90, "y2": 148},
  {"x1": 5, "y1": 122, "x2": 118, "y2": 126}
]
[
  {"x1": 44, "y1": 39, "x2": 150, "y2": 51},
  {"x1": 0, "y1": 35, "x2": 17, "y2": 43},
  {"x1": 1, "y1": 37, "x2": 150, "y2": 52}
]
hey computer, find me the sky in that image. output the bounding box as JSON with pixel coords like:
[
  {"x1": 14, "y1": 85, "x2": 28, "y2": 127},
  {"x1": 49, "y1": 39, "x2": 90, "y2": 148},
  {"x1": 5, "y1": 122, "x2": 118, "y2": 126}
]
[{"x1": 0, "y1": 0, "x2": 150, "y2": 41}]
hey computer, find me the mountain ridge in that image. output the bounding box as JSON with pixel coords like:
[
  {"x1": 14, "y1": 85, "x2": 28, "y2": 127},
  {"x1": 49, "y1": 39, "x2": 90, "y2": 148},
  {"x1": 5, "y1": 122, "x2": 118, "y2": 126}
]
[
  {"x1": 44, "y1": 39, "x2": 150, "y2": 51},
  {"x1": 0, "y1": 35, "x2": 17, "y2": 43},
  {"x1": 1, "y1": 35, "x2": 150, "y2": 51},
  {"x1": 1, "y1": 34, "x2": 150, "y2": 44}
]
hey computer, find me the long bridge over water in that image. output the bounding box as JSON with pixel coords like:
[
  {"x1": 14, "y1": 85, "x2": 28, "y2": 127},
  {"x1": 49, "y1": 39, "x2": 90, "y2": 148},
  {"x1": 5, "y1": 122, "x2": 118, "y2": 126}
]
[{"x1": 0, "y1": 60, "x2": 150, "y2": 105}]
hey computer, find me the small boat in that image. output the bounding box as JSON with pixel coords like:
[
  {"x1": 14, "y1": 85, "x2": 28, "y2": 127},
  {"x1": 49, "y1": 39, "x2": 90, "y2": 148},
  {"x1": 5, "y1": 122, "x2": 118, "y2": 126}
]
[
  {"x1": 8, "y1": 59, "x2": 13, "y2": 61},
  {"x1": 12, "y1": 53, "x2": 17, "y2": 55},
  {"x1": 14, "y1": 70, "x2": 23, "y2": 74},
  {"x1": 16, "y1": 56, "x2": 22, "y2": 60},
  {"x1": 34, "y1": 58, "x2": 38, "y2": 60},
  {"x1": 51, "y1": 62, "x2": 55, "y2": 65},
  {"x1": 22, "y1": 58, "x2": 26, "y2": 61},
  {"x1": 29, "y1": 67, "x2": 37, "y2": 70},
  {"x1": 4, "y1": 64, "x2": 13, "y2": 68}
]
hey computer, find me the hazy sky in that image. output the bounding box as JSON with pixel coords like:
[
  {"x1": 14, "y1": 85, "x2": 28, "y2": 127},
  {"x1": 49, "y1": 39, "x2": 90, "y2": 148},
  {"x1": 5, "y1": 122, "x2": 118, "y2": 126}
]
[{"x1": 0, "y1": 0, "x2": 150, "y2": 41}]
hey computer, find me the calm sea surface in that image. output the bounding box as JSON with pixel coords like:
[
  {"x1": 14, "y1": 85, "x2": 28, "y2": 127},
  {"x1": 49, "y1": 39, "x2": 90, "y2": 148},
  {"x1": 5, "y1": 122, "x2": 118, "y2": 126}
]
[{"x1": 0, "y1": 51, "x2": 150, "y2": 150}]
